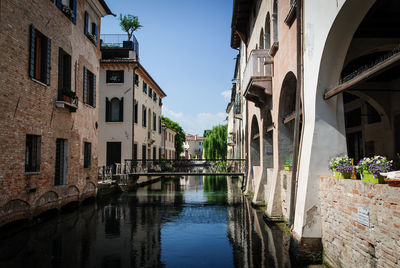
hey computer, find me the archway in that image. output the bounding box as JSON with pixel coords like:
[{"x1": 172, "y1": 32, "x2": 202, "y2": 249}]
[
  {"x1": 259, "y1": 28, "x2": 264, "y2": 49},
  {"x1": 272, "y1": 0, "x2": 278, "y2": 43},
  {"x1": 278, "y1": 72, "x2": 297, "y2": 168},
  {"x1": 264, "y1": 13, "x2": 271, "y2": 49},
  {"x1": 250, "y1": 115, "x2": 260, "y2": 167}
]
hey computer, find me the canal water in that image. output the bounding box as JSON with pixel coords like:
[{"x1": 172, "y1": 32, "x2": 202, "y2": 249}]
[{"x1": 0, "y1": 176, "x2": 293, "y2": 268}]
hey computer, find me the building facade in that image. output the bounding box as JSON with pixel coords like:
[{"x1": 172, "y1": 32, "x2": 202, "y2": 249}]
[
  {"x1": 181, "y1": 134, "x2": 204, "y2": 159},
  {"x1": 0, "y1": 0, "x2": 112, "y2": 226},
  {"x1": 98, "y1": 38, "x2": 166, "y2": 168},
  {"x1": 161, "y1": 124, "x2": 176, "y2": 159},
  {"x1": 230, "y1": 0, "x2": 400, "y2": 263}
]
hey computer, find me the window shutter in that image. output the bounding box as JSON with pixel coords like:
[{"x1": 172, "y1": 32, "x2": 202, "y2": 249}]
[
  {"x1": 58, "y1": 48, "x2": 64, "y2": 100},
  {"x1": 65, "y1": 53, "x2": 71, "y2": 91},
  {"x1": 45, "y1": 37, "x2": 51, "y2": 85},
  {"x1": 56, "y1": 0, "x2": 62, "y2": 9},
  {"x1": 106, "y1": 97, "x2": 110, "y2": 122},
  {"x1": 72, "y1": 0, "x2": 77, "y2": 24},
  {"x1": 92, "y1": 73, "x2": 96, "y2": 107},
  {"x1": 93, "y1": 23, "x2": 98, "y2": 46},
  {"x1": 119, "y1": 97, "x2": 124, "y2": 122},
  {"x1": 63, "y1": 140, "x2": 68, "y2": 184},
  {"x1": 83, "y1": 66, "x2": 87, "y2": 104},
  {"x1": 84, "y1": 12, "x2": 89, "y2": 35},
  {"x1": 29, "y1": 24, "x2": 36, "y2": 78}
]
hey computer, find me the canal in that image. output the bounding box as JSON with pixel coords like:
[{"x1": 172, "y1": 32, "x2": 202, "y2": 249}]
[{"x1": 0, "y1": 176, "x2": 293, "y2": 268}]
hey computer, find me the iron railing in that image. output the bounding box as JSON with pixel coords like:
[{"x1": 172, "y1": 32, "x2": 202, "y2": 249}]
[{"x1": 100, "y1": 34, "x2": 139, "y2": 57}]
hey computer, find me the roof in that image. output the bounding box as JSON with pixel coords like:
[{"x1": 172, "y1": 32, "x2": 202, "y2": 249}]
[
  {"x1": 231, "y1": 0, "x2": 254, "y2": 48},
  {"x1": 136, "y1": 63, "x2": 167, "y2": 98},
  {"x1": 99, "y1": 0, "x2": 115, "y2": 16},
  {"x1": 185, "y1": 134, "x2": 205, "y2": 141}
]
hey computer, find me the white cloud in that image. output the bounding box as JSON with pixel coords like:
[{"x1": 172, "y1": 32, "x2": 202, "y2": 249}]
[
  {"x1": 221, "y1": 90, "x2": 231, "y2": 101},
  {"x1": 163, "y1": 105, "x2": 183, "y2": 119}
]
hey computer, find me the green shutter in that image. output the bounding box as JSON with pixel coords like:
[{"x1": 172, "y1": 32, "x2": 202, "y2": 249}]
[
  {"x1": 29, "y1": 24, "x2": 36, "y2": 78},
  {"x1": 92, "y1": 73, "x2": 96, "y2": 107},
  {"x1": 45, "y1": 37, "x2": 51, "y2": 85},
  {"x1": 84, "y1": 12, "x2": 89, "y2": 35},
  {"x1": 106, "y1": 97, "x2": 110, "y2": 121},
  {"x1": 119, "y1": 97, "x2": 124, "y2": 122},
  {"x1": 83, "y1": 67, "x2": 87, "y2": 104},
  {"x1": 72, "y1": 0, "x2": 77, "y2": 24},
  {"x1": 58, "y1": 48, "x2": 64, "y2": 100}
]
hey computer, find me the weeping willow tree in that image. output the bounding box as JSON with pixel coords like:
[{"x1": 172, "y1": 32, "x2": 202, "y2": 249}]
[{"x1": 203, "y1": 124, "x2": 227, "y2": 159}]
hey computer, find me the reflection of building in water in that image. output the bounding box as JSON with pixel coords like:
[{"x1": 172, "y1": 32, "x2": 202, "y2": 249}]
[
  {"x1": 227, "y1": 190, "x2": 291, "y2": 268},
  {"x1": 180, "y1": 175, "x2": 203, "y2": 191}
]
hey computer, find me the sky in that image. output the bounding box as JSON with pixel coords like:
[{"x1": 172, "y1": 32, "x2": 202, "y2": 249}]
[{"x1": 101, "y1": 0, "x2": 237, "y2": 136}]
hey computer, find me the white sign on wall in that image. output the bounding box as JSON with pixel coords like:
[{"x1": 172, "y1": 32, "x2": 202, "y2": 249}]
[{"x1": 358, "y1": 206, "x2": 370, "y2": 227}]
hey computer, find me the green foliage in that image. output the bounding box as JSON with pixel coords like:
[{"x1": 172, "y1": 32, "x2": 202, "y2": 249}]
[
  {"x1": 119, "y1": 14, "x2": 143, "y2": 41},
  {"x1": 203, "y1": 125, "x2": 227, "y2": 160},
  {"x1": 284, "y1": 156, "x2": 293, "y2": 167},
  {"x1": 162, "y1": 116, "x2": 185, "y2": 158}
]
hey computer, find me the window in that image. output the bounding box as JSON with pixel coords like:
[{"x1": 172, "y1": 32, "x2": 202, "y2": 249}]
[
  {"x1": 142, "y1": 105, "x2": 147, "y2": 127},
  {"x1": 29, "y1": 25, "x2": 51, "y2": 85},
  {"x1": 58, "y1": 48, "x2": 72, "y2": 100},
  {"x1": 159, "y1": 116, "x2": 162, "y2": 134},
  {"x1": 106, "y1": 97, "x2": 123, "y2": 122},
  {"x1": 25, "y1": 134, "x2": 41, "y2": 173},
  {"x1": 159, "y1": 98, "x2": 162, "y2": 106},
  {"x1": 84, "y1": 142, "x2": 91, "y2": 169},
  {"x1": 133, "y1": 144, "x2": 138, "y2": 160},
  {"x1": 153, "y1": 147, "x2": 156, "y2": 160},
  {"x1": 134, "y1": 101, "x2": 138, "y2": 124},
  {"x1": 83, "y1": 67, "x2": 96, "y2": 107},
  {"x1": 134, "y1": 74, "x2": 139, "y2": 87},
  {"x1": 153, "y1": 92, "x2": 157, "y2": 102},
  {"x1": 143, "y1": 81, "x2": 147, "y2": 94},
  {"x1": 106, "y1": 70, "x2": 124, "y2": 83},
  {"x1": 142, "y1": 145, "x2": 147, "y2": 161},
  {"x1": 55, "y1": 139, "x2": 68, "y2": 186},
  {"x1": 148, "y1": 87, "x2": 153, "y2": 98},
  {"x1": 153, "y1": 112, "x2": 157, "y2": 131},
  {"x1": 56, "y1": 0, "x2": 77, "y2": 24},
  {"x1": 84, "y1": 11, "x2": 98, "y2": 45}
]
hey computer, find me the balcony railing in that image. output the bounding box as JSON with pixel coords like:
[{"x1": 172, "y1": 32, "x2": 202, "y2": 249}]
[
  {"x1": 242, "y1": 49, "x2": 273, "y2": 91},
  {"x1": 100, "y1": 34, "x2": 139, "y2": 57}
]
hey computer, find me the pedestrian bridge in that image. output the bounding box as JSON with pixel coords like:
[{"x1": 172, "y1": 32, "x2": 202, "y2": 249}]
[{"x1": 98, "y1": 159, "x2": 246, "y2": 180}]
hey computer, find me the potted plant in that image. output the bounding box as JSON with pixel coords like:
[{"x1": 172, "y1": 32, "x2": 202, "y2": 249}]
[
  {"x1": 62, "y1": 5, "x2": 74, "y2": 19},
  {"x1": 356, "y1": 156, "x2": 392, "y2": 184},
  {"x1": 329, "y1": 155, "x2": 353, "y2": 179},
  {"x1": 62, "y1": 89, "x2": 76, "y2": 103},
  {"x1": 87, "y1": 32, "x2": 96, "y2": 44},
  {"x1": 119, "y1": 14, "x2": 142, "y2": 48},
  {"x1": 284, "y1": 156, "x2": 292, "y2": 171}
]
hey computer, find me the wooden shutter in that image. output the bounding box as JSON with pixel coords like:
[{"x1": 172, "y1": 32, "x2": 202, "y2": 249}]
[
  {"x1": 56, "y1": 0, "x2": 62, "y2": 9},
  {"x1": 29, "y1": 25, "x2": 36, "y2": 78},
  {"x1": 83, "y1": 66, "x2": 87, "y2": 104},
  {"x1": 93, "y1": 23, "x2": 98, "y2": 46},
  {"x1": 58, "y1": 48, "x2": 64, "y2": 100},
  {"x1": 72, "y1": 0, "x2": 77, "y2": 24},
  {"x1": 84, "y1": 12, "x2": 89, "y2": 35},
  {"x1": 119, "y1": 97, "x2": 124, "y2": 122},
  {"x1": 105, "y1": 97, "x2": 110, "y2": 121},
  {"x1": 65, "y1": 53, "x2": 71, "y2": 91},
  {"x1": 45, "y1": 37, "x2": 51, "y2": 85},
  {"x1": 92, "y1": 73, "x2": 96, "y2": 107},
  {"x1": 63, "y1": 140, "x2": 68, "y2": 184}
]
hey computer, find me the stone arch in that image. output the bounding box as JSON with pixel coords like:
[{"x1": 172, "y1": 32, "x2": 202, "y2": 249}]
[
  {"x1": 35, "y1": 191, "x2": 59, "y2": 208},
  {"x1": 265, "y1": 13, "x2": 271, "y2": 49},
  {"x1": 278, "y1": 72, "x2": 297, "y2": 168},
  {"x1": 295, "y1": 0, "x2": 380, "y2": 238},
  {"x1": 82, "y1": 181, "x2": 96, "y2": 196},
  {"x1": 63, "y1": 185, "x2": 80, "y2": 198},
  {"x1": 0, "y1": 199, "x2": 30, "y2": 219}
]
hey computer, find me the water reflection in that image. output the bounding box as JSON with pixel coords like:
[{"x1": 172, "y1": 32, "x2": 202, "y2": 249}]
[{"x1": 0, "y1": 176, "x2": 292, "y2": 268}]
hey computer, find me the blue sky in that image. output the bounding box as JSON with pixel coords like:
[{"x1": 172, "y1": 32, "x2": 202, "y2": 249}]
[{"x1": 101, "y1": 0, "x2": 236, "y2": 136}]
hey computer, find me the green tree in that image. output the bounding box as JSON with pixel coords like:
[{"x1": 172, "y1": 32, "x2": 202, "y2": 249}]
[
  {"x1": 162, "y1": 116, "x2": 185, "y2": 158},
  {"x1": 119, "y1": 14, "x2": 143, "y2": 41},
  {"x1": 203, "y1": 124, "x2": 227, "y2": 160}
]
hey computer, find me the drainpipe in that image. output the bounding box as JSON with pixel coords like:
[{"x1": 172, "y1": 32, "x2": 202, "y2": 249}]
[
  {"x1": 288, "y1": 0, "x2": 303, "y2": 227},
  {"x1": 132, "y1": 64, "x2": 138, "y2": 164}
]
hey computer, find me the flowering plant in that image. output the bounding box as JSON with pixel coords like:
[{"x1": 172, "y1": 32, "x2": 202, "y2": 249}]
[
  {"x1": 356, "y1": 156, "x2": 393, "y2": 176},
  {"x1": 329, "y1": 156, "x2": 353, "y2": 173}
]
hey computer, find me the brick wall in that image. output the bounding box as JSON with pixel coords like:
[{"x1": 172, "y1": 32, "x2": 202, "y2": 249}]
[
  {"x1": 320, "y1": 176, "x2": 400, "y2": 267},
  {"x1": 0, "y1": 0, "x2": 103, "y2": 226}
]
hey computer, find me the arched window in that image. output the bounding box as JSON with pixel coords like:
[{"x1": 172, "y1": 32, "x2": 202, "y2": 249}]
[
  {"x1": 265, "y1": 13, "x2": 271, "y2": 49},
  {"x1": 259, "y1": 28, "x2": 264, "y2": 49},
  {"x1": 273, "y1": 0, "x2": 278, "y2": 42},
  {"x1": 106, "y1": 97, "x2": 123, "y2": 122}
]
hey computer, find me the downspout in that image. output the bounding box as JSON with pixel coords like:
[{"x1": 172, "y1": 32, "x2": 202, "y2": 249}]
[
  {"x1": 132, "y1": 64, "x2": 138, "y2": 162},
  {"x1": 288, "y1": 0, "x2": 303, "y2": 227}
]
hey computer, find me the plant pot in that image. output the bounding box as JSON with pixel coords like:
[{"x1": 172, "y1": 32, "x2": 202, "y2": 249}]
[
  {"x1": 384, "y1": 178, "x2": 400, "y2": 187},
  {"x1": 63, "y1": 95, "x2": 71, "y2": 103},
  {"x1": 333, "y1": 171, "x2": 351, "y2": 179},
  {"x1": 123, "y1": 41, "x2": 133, "y2": 49},
  {"x1": 361, "y1": 171, "x2": 385, "y2": 184},
  {"x1": 284, "y1": 166, "x2": 291, "y2": 171}
]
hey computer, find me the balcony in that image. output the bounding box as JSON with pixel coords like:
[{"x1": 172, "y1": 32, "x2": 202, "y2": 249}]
[
  {"x1": 148, "y1": 131, "x2": 156, "y2": 145},
  {"x1": 100, "y1": 34, "x2": 139, "y2": 59},
  {"x1": 55, "y1": 93, "x2": 78, "y2": 112},
  {"x1": 242, "y1": 49, "x2": 273, "y2": 108},
  {"x1": 227, "y1": 134, "x2": 235, "y2": 146}
]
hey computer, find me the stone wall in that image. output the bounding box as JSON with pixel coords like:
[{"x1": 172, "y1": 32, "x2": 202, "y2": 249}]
[{"x1": 320, "y1": 176, "x2": 400, "y2": 267}]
